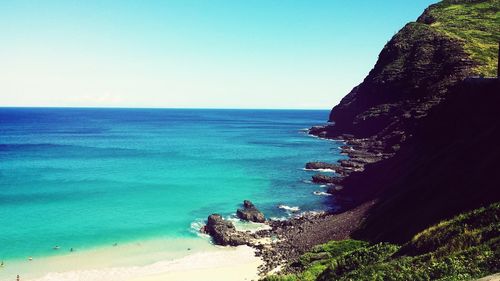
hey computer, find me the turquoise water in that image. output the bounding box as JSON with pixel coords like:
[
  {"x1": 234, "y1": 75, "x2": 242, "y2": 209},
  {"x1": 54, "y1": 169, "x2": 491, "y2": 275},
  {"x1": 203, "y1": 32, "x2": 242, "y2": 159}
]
[{"x1": 0, "y1": 108, "x2": 343, "y2": 261}]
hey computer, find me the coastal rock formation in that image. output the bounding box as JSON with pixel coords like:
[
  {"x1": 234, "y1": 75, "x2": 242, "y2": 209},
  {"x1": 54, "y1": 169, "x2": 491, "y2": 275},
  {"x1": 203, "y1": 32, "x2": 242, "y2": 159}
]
[
  {"x1": 253, "y1": 202, "x2": 375, "y2": 274},
  {"x1": 351, "y1": 79, "x2": 500, "y2": 243},
  {"x1": 236, "y1": 200, "x2": 265, "y2": 223},
  {"x1": 309, "y1": 20, "x2": 477, "y2": 154},
  {"x1": 311, "y1": 174, "x2": 343, "y2": 185},
  {"x1": 204, "y1": 214, "x2": 251, "y2": 246},
  {"x1": 306, "y1": 162, "x2": 354, "y2": 177},
  {"x1": 305, "y1": 162, "x2": 339, "y2": 171},
  {"x1": 307, "y1": 0, "x2": 500, "y2": 243},
  {"x1": 258, "y1": 0, "x2": 500, "y2": 277},
  {"x1": 307, "y1": 0, "x2": 497, "y2": 206}
]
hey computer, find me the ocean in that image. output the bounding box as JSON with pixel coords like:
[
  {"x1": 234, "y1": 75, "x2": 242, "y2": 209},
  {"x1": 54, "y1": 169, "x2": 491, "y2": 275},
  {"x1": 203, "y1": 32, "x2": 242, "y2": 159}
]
[{"x1": 0, "y1": 108, "x2": 343, "y2": 278}]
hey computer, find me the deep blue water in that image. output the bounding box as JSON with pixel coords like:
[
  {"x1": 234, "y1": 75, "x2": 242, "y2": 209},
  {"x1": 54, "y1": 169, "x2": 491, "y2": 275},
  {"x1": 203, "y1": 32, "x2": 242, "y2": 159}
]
[{"x1": 0, "y1": 108, "x2": 343, "y2": 260}]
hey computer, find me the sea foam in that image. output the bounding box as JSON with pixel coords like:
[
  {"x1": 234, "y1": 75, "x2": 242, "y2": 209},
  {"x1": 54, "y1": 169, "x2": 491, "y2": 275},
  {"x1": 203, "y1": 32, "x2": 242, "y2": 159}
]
[{"x1": 278, "y1": 205, "x2": 300, "y2": 212}]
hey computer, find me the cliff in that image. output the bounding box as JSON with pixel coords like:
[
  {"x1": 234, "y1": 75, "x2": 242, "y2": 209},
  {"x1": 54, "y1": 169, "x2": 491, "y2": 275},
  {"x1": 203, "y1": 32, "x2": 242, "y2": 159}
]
[
  {"x1": 245, "y1": 2, "x2": 500, "y2": 280},
  {"x1": 310, "y1": 0, "x2": 499, "y2": 153},
  {"x1": 347, "y1": 78, "x2": 500, "y2": 243},
  {"x1": 262, "y1": 1, "x2": 499, "y2": 279},
  {"x1": 310, "y1": 0, "x2": 500, "y2": 242}
]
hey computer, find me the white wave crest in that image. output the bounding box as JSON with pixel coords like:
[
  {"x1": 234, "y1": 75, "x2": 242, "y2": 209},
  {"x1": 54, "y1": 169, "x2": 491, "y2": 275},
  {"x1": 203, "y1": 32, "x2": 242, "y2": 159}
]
[
  {"x1": 313, "y1": 191, "x2": 331, "y2": 196},
  {"x1": 190, "y1": 220, "x2": 210, "y2": 239},
  {"x1": 303, "y1": 168, "x2": 336, "y2": 173},
  {"x1": 277, "y1": 205, "x2": 300, "y2": 212}
]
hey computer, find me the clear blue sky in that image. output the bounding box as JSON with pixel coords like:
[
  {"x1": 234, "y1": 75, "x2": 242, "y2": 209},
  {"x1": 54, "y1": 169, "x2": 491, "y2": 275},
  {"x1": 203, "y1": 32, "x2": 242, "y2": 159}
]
[{"x1": 0, "y1": 0, "x2": 437, "y2": 109}]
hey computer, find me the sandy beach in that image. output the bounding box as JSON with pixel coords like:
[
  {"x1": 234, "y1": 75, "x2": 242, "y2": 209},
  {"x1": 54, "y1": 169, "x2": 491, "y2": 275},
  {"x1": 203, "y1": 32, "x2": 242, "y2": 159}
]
[
  {"x1": 128, "y1": 246, "x2": 262, "y2": 281},
  {"x1": 0, "y1": 237, "x2": 262, "y2": 281},
  {"x1": 27, "y1": 245, "x2": 261, "y2": 281}
]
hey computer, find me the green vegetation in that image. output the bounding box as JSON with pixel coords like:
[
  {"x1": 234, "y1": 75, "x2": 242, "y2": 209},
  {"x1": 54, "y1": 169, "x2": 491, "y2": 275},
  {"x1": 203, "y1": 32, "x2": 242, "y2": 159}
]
[
  {"x1": 424, "y1": 0, "x2": 500, "y2": 76},
  {"x1": 263, "y1": 240, "x2": 370, "y2": 281},
  {"x1": 263, "y1": 202, "x2": 500, "y2": 281}
]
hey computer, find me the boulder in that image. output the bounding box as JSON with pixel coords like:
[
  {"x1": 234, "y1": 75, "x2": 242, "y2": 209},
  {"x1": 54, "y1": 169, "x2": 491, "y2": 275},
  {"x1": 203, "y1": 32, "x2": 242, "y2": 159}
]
[
  {"x1": 236, "y1": 200, "x2": 265, "y2": 223},
  {"x1": 305, "y1": 162, "x2": 340, "y2": 170},
  {"x1": 339, "y1": 159, "x2": 364, "y2": 168},
  {"x1": 205, "y1": 214, "x2": 250, "y2": 246},
  {"x1": 312, "y1": 174, "x2": 343, "y2": 185}
]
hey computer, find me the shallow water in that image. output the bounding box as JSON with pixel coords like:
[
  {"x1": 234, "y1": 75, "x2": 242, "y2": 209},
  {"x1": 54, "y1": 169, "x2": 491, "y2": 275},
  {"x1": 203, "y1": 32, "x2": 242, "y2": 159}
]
[{"x1": 0, "y1": 108, "x2": 343, "y2": 266}]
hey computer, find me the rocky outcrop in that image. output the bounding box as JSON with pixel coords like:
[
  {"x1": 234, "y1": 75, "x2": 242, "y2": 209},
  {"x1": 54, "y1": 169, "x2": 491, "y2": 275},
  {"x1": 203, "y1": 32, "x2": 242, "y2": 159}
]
[
  {"x1": 305, "y1": 162, "x2": 339, "y2": 170},
  {"x1": 351, "y1": 79, "x2": 500, "y2": 243},
  {"x1": 203, "y1": 214, "x2": 251, "y2": 246},
  {"x1": 236, "y1": 200, "x2": 265, "y2": 223},
  {"x1": 259, "y1": 0, "x2": 499, "y2": 276},
  {"x1": 307, "y1": 1, "x2": 485, "y2": 209},
  {"x1": 310, "y1": 21, "x2": 476, "y2": 154},
  {"x1": 311, "y1": 174, "x2": 343, "y2": 185},
  {"x1": 253, "y1": 202, "x2": 375, "y2": 274},
  {"x1": 305, "y1": 0, "x2": 499, "y2": 244}
]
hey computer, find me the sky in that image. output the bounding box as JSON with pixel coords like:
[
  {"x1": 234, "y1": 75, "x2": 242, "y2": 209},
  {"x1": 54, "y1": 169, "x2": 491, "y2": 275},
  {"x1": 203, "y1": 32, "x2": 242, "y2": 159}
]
[{"x1": 0, "y1": 0, "x2": 437, "y2": 109}]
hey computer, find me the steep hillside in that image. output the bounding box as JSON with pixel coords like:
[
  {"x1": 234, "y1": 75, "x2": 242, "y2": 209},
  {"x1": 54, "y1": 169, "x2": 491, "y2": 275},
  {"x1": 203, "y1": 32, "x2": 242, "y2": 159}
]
[
  {"x1": 254, "y1": 2, "x2": 499, "y2": 279},
  {"x1": 307, "y1": 0, "x2": 500, "y2": 242},
  {"x1": 264, "y1": 202, "x2": 500, "y2": 281},
  {"x1": 346, "y1": 78, "x2": 500, "y2": 243},
  {"x1": 418, "y1": 0, "x2": 500, "y2": 76},
  {"x1": 310, "y1": 0, "x2": 499, "y2": 153}
]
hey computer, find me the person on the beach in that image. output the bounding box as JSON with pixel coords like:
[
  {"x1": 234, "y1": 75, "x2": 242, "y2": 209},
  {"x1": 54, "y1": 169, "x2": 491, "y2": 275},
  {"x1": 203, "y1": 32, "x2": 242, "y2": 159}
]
[{"x1": 16, "y1": 274, "x2": 20, "y2": 281}]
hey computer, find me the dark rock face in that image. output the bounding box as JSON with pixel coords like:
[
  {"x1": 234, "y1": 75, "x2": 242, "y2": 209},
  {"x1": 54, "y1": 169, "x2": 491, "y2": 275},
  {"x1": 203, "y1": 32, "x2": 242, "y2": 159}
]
[
  {"x1": 205, "y1": 214, "x2": 250, "y2": 246},
  {"x1": 304, "y1": 1, "x2": 499, "y2": 245},
  {"x1": 332, "y1": 22, "x2": 474, "y2": 132},
  {"x1": 236, "y1": 200, "x2": 265, "y2": 223},
  {"x1": 327, "y1": 185, "x2": 343, "y2": 194},
  {"x1": 306, "y1": 16, "x2": 481, "y2": 223},
  {"x1": 311, "y1": 174, "x2": 343, "y2": 185},
  {"x1": 311, "y1": 22, "x2": 476, "y2": 154},
  {"x1": 255, "y1": 1, "x2": 498, "y2": 275},
  {"x1": 305, "y1": 162, "x2": 339, "y2": 170},
  {"x1": 351, "y1": 80, "x2": 500, "y2": 243},
  {"x1": 308, "y1": 22, "x2": 477, "y2": 204}
]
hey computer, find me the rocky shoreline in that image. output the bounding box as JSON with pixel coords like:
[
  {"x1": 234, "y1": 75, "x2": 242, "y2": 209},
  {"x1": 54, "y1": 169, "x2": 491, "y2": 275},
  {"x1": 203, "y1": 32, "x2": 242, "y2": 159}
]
[
  {"x1": 197, "y1": 6, "x2": 497, "y2": 274},
  {"x1": 199, "y1": 130, "x2": 389, "y2": 276},
  {"x1": 200, "y1": 199, "x2": 376, "y2": 276}
]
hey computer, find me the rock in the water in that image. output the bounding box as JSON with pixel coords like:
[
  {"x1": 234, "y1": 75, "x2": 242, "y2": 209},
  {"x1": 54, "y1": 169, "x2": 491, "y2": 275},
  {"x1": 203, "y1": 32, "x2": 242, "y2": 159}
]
[
  {"x1": 339, "y1": 159, "x2": 363, "y2": 168},
  {"x1": 236, "y1": 200, "x2": 265, "y2": 223},
  {"x1": 205, "y1": 214, "x2": 250, "y2": 246},
  {"x1": 305, "y1": 162, "x2": 339, "y2": 170},
  {"x1": 312, "y1": 174, "x2": 343, "y2": 184},
  {"x1": 306, "y1": 162, "x2": 353, "y2": 176}
]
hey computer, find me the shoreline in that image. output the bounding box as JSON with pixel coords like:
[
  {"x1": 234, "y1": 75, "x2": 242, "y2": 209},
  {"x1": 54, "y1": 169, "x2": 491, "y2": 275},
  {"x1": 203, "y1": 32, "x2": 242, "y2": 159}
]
[
  {"x1": 0, "y1": 126, "x2": 356, "y2": 281},
  {"x1": 30, "y1": 246, "x2": 261, "y2": 281},
  {"x1": 0, "y1": 237, "x2": 262, "y2": 281},
  {"x1": 128, "y1": 246, "x2": 261, "y2": 281},
  {"x1": 0, "y1": 125, "x2": 339, "y2": 281},
  {"x1": 199, "y1": 131, "x2": 386, "y2": 275}
]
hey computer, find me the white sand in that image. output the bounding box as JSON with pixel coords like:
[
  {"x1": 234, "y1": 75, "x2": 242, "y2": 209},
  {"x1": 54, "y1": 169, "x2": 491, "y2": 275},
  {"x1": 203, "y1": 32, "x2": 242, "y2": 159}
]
[
  {"x1": 28, "y1": 246, "x2": 261, "y2": 281},
  {"x1": 129, "y1": 246, "x2": 262, "y2": 281},
  {"x1": 0, "y1": 238, "x2": 262, "y2": 281}
]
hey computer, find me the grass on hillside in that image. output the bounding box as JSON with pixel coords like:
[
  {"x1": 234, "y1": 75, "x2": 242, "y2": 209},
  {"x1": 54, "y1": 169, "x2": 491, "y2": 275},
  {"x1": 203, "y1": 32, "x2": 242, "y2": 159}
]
[
  {"x1": 427, "y1": 0, "x2": 500, "y2": 76},
  {"x1": 263, "y1": 202, "x2": 500, "y2": 281}
]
